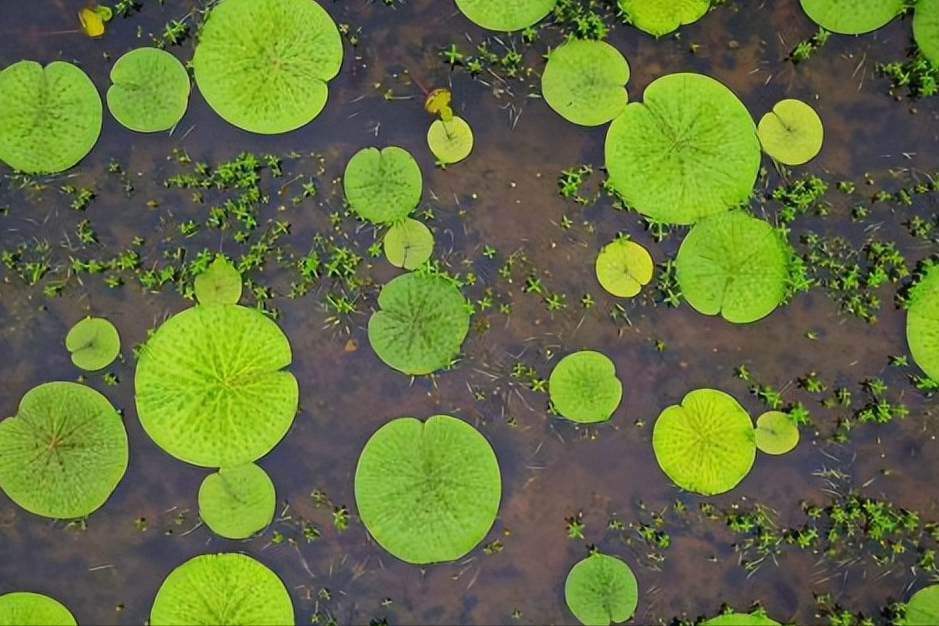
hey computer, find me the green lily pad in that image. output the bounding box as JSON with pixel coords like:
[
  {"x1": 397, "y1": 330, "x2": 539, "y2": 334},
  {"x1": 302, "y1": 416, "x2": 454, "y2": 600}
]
[
  {"x1": 902, "y1": 584, "x2": 939, "y2": 626},
  {"x1": 192, "y1": 0, "x2": 343, "y2": 134},
  {"x1": 0, "y1": 381, "x2": 128, "y2": 519},
  {"x1": 65, "y1": 316, "x2": 121, "y2": 371},
  {"x1": 652, "y1": 388, "x2": 756, "y2": 495},
  {"x1": 754, "y1": 410, "x2": 800, "y2": 455},
  {"x1": 0, "y1": 60, "x2": 102, "y2": 174},
  {"x1": 454, "y1": 0, "x2": 557, "y2": 31},
  {"x1": 0, "y1": 592, "x2": 77, "y2": 626},
  {"x1": 703, "y1": 611, "x2": 780, "y2": 626},
  {"x1": 344, "y1": 146, "x2": 423, "y2": 224},
  {"x1": 134, "y1": 303, "x2": 299, "y2": 467},
  {"x1": 757, "y1": 99, "x2": 824, "y2": 166},
  {"x1": 150, "y1": 553, "x2": 293, "y2": 626},
  {"x1": 368, "y1": 272, "x2": 471, "y2": 375},
  {"x1": 354, "y1": 415, "x2": 501, "y2": 564},
  {"x1": 618, "y1": 0, "x2": 711, "y2": 37},
  {"x1": 427, "y1": 116, "x2": 474, "y2": 165},
  {"x1": 198, "y1": 463, "x2": 275, "y2": 539},
  {"x1": 564, "y1": 552, "x2": 638, "y2": 626},
  {"x1": 107, "y1": 47, "x2": 190, "y2": 132},
  {"x1": 384, "y1": 218, "x2": 434, "y2": 270},
  {"x1": 914, "y1": 0, "x2": 939, "y2": 66},
  {"x1": 541, "y1": 38, "x2": 630, "y2": 126},
  {"x1": 605, "y1": 72, "x2": 760, "y2": 225},
  {"x1": 595, "y1": 238, "x2": 654, "y2": 298},
  {"x1": 675, "y1": 210, "x2": 792, "y2": 323},
  {"x1": 549, "y1": 351, "x2": 623, "y2": 423},
  {"x1": 194, "y1": 256, "x2": 243, "y2": 305},
  {"x1": 799, "y1": 0, "x2": 904, "y2": 34},
  {"x1": 906, "y1": 264, "x2": 939, "y2": 381}
]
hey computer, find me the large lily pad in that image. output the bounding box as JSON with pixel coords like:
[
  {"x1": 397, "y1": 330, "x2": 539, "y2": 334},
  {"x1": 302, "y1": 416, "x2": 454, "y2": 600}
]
[
  {"x1": 107, "y1": 47, "x2": 191, "y2": 132},
  {"x1": 652, "y1": 388, "x2": 756, "y2": 495},
  {"x1": 0, "y1": 592, "x2": 77, "y2": 626},
  {"x1": 549, "y1": 350, "x2": 623, "y2": 423},
  {"x1": 605, "y1": 72, "x2": 760, "y2": 225},
  {"x1": 757, "y1": 99, "x2": 824, "y2": 166},
  {"x1": 198, "y1": 463, "x2": 276, "y2": 539},
  {"x1": 150, "y1": 553, "x2": 293, "y2": 626},
  {"x1": 192, "y1": 0, "x2": 343, "y2": 134},
  {"x1": 541, "y1": 38, "x2": 630, "y2": 126},
  {"x1": 800, "y1": 0, "x2": 904, "y2": 34},
  {"x1": 564, "y1": 552, "x2": 638, "y2": 626},
  {"x1": 0, "y1": 381, "x2": 128, "y2": 519},
  {"x1": 344, "y1": 146, "x2": 423, "y2": 224},
  {"x1": 914, "y1": 0, "x2": 939, "y2": 66},
  {"x1": 354, "y1": 415, "x2": 501, "y2": 564},
  {"x1": 134, "y1": 303, "x2": 299, "y2": 467},
  {"x1": 595, "y1": 238, "x2": 654, "y2": 298},
  {"x1": 907, "y1": 264, "x2": 939, "y2": 381},
  {"x1": 65, "y1": 316, "x2": 121, "y2": 371},
  {"x1": 675, "y1": 210, "x2": 792, "y2": 324},
  {"x1": 368, "y1": 272, "x2": 471, "y2": 375},
  {"x1": 0, "y1": 60, "x2": 102, "y2": 174},
  {"x1": 427, "y1": 116, "x2": 474, "y2": 165},
  {"x1": 903, "y1": 584, "x2": 939, "y2": 626},
  {"x1": 454, "y1": 0, "x2": 557, "y2": 31},
  {"x1": 618, "y1": 0, "x2": 711, "y2": 37},
  {"x1": 384, "y1": 218, "x2": 434, "y2": 270}
]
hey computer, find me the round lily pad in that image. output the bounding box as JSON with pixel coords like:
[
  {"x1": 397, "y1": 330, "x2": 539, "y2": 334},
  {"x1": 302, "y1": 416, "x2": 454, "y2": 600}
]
[
  {"x1": 0, "y1": 60, "x2": 102, "y2": 174},
  {"x1": 702, "y1": 611, "x2": 780, "y2": 626},
  {"x1": 427, "y1": 116, "x2": 474, "y2": 165},
  {"x1": 652, "y1": 388, "x2": 756, "y2": 495},
  {"x1": 903, "y1": 584, "x2": 939, "y2": 626},
  {"x1": 454, "y1": 0, "x2": 557, "y2": 31},
  {"x1": 675, "y1": 210, "x2": 792, "y2": 323},
  {"x1": 605, "y1": 72, "x2": 760, "y2": 225},
  {"x1": 150, "y1": 553, "x2": 293, "y2": 626},
  {"x1": 754, "y1": 410, "x2": 800, "y2": 455},
  {"x1": 905, "y1": 263, "x2": 939, "y2": 381},
  {"x1": 194, "y1": 256, "x2": 243, "y2": 305},
  {"x1": 914, "y1": 0, "x2": 939, "y2": 66},
  {"x1": 0, "y1": 381, "x2": 128, "y2": 519},
  {"x1": 564, "y1": 552, "x2": 638, "y2": 626},
  {"x1": 0, "y1": 592, "x2": 77, "y2": 626},
  {"x1": 384, "y1": 218, "x2": 434, "y2": 270},
  {"x1": 134, "y1": 303, "x2": 299, "y2": 467},
  {"x1": 757, "y1": 99, "x2": 824, "y2": 166},
  {"x1": 344, "y1": 146, "x2": 423, "y2": 224},
  {"x1": 198, "y1": 463, "x2": 275, "y2": 539},
  {"x1": 799, "y1": 0, "x2": 904, "y2": 34},
  {"x1": 595, "y1": 238, "x2": 654, "y2": 298},
  {"x1": 618, "y1": 0, "x2": 711, "y2": 37},
  {"x1": 192, "y1": 0, "x2": 343, "y2": 134},
  {"x1": 367, "y1": 272, "x2": 471, "y2": 375},
  {"x1": 65, "y1": 316, "x2": 121, "y2": 371},
  {"x1": 541, "y1": 38, "x2": 630, "y2": 126},
  {"x1": 354, "y1": 415, "x2": 501, "y2": 564},
  {"x1": 107, "y1": 47, "x2": 191, "y2": 132},
  {"x1": 549, "y1": 350, "x2": 623, "y2": 423}
]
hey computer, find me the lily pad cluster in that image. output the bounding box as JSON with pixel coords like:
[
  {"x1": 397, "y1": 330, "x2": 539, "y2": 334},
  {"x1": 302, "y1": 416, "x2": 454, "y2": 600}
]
[
  {"x1": 564, "y1": 552, "x2": 638, "y2": 626},
  {"x1": 549, "y1": 350, "x2": 623, "y2": 423}
]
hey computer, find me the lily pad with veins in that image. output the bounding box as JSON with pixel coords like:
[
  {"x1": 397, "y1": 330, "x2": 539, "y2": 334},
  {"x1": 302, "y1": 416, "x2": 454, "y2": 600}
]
[
  {"x1": 344, "y1": 146, "x2": 423, "y2": 224},
  {"x1": 757, "y1": 98, "x2": 824, "y2": 166},
  {"x1": 800, "y1": 0, "x2": 904, "y2": 34},
  {"x1": 65, "y1": 316, "x2": 121, "y2": 371},
  {"x1": 549, "y1": 350, "x2": 623, "y2": 423},
  {"x1": 107, "y1": 47, "x2": 190, "y2": 132},
  {"x1": 455, "y1": 0, "x2": 557, "y2": 31},
  {"x1": 0, "y1": 592, "x2": 77, "y2": 626},
  {"x1": 541, "y1": 38, "x2": 630, "y2": 126},
  {"x1": 564, "y1": 552, "x2": 638, "y2": 626},
  {"x1": 618, "y1": 0, "x2": 711, "y2": 36},
  {"x1": 198, "y1": 463, "x2": 275, "y2": 539}
]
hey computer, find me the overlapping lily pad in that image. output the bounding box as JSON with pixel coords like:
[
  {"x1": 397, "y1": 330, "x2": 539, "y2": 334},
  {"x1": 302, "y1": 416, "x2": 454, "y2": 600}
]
[
  {"x1": 541, "y1": 38, "x2": 630, "y2": 126},
  {"x1": 675, "y1": 210, "x2": 792, "y2": 323},
  {"x1": 618, "y1": 0, "x2": 711, "y2": 37},
  {"x1": 914, "y1": 0, "x2": 939, "y2": 66},
  {"x1": 344, "y1": 146, "x2": 423, "y2": 224},
  {"x1": 754, "y1": 410, "x2": 800, "y2": 455},
  {"x1": 0, "y1": 60, "x2": 102, "y2": 173},
  {"x1": 192, "y1": 0, "x2": 343, "y2": 133},
  {"x1": 652, "y1": 388, "x2": 756, "y2": 495},
  {"x1": 107, "y1": 47, "x2": 191, "y2": 132},
  {"x1": 198, "y1": 463, "x2": 275, "y2": 539},
  {"x1": 902, "y1": 584, "x2": 939, "y2": 626},
  {"x1": 800, "y1": 0, "x2": 904, "y2": 34},
  {"x1": 65, "y1": 316, "x2": 121, "y2": 371},
  {"x1": 905, "y1": 263, "x2": 939, "y2": 381},
  {"x1": 0, "y1": 592, "x2": 77, "y2": 626},
  {"x1": 595, "y1": 238, "x2": 654, "y2": 298},
  {"x1": 354, "y1": 415, "x2": 501, "y2": 564},
  {"x1": 549, "y1": 351, "x2": 623, "y2": 423},
  {"x1": 150, "y1": 553, "x2": 293, "y2": 626},
  {"x1": 757, "y1": 99, "x2": 824, "y2": 166},
  {"x1": 454, "y1": 0, "x2": 557, "y2": 31},
  {"x1": 384, "y1": 218, "x2": 434, "y2": 270},
  {"x1": 0, "y1": 381, "x2": 128, "y2": 519},
  {"x1": 194, "y1": 256, "x2": 243, "y2": 305},
  {"x1": 134, "y1": 303, "x2": 299, "y2": 467},
  {"x1": 427, "y1": 116, "x2": 474, "y2": 165},
  {"x1": 368, "y1": 272, "x2": 471, "y2": 375},
  {"x1": 564, "y1": 552, "x2": 638, "y2": 626},
  {"x1": 605, "y1": 72, "x2": 760, "y2": 225}
]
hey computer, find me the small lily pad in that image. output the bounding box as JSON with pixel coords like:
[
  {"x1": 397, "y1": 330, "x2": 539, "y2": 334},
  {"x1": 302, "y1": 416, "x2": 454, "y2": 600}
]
[
  {"x1": 344, "y1": 146, "x2": 423, "y2": 224},
  {"x1": 198, "y1": 463, "x2": 275, "y2": 539},
  {"x1": 754, "y1": 410, "x2": 800, "y2": 455},
  {"x1": 65, "y1": 316, "x2": 121, "y2": 371},
  {"x1": 595, "y1": 238, "x2": 654, "y2": 298},
  {"x1": 0, "y1": 592, "x2": 77, "y2": 626},
  {"x1": 905, "y1": 263, "x2": 939, "y2": 381},
  {"x1": 384, "y1": 218, "x2": 434, "y2": 270},
  {"x1": 618, "y1": 0, "x2": 711, "y2": 36},
  {"x1": 757, "y1": 99, "x2": 824, "y2": 166},
  {"x1": 914, "y1": 0, "x2": 939, "y2": 66},
  {"x1": 800, "y1": 0, "x2": 904, "y2": 34},
  {"x1": 107, "y1": 47, "x2": 191, "y2": 132},
  {"x1": 194, "y1": 256, "x2": 243, "y2": 305},
  {"x1": 549, "y1": 351, "x2": 623, "y2": 423},
  {"x1": 454, "y1": 0, "x2": 557, "y2": 31},
  {"x1": 902, "y1": 584, "x2": 939, "y2": 625},
  {"x1": 541, "y1": 38, "x2": 630, "y2": 126},
  {"x1": 703, "y1": 611, "x2": 781, "y2": 626},
  {"x1": 564, "y1": 552, "x2": 638, "y2": 626},
  {"x1": 427, "y1": 116, "x2": 474, "y2": 165}
]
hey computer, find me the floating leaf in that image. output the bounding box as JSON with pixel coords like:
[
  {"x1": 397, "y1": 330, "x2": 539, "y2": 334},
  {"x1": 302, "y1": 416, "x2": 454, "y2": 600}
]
[
  {"x1": 914, "y1": 0, "x2": 939, "y2": 66},
  {"x1": 675, "y1": 210, "x2": 792, "y2": 323},
  {"x1": 368, "y1": 272, "x2": 471, "y2": 375},
  {"x1": 194, "y1": 256, "x2": 243, "y2": 305},
  {"x1": 198, "y1": 463, "x2": 276, "y2": 539},
  {"x1": 702, "y1": 611, "x2": 780, "y2": 626},
  {"x1": 541, "y1": 38, "x2": 630, "y2": 126},
  {"x1": 0, "y1": 381, "x2": 128, "y2": 519},
  {"x1": 455, "y1": 0, "x2": 558, "y2": 31},
  {"x1": 354, "y1": 415, "x2": 501, "y2": 564},
  {"x1": 652, "y1": 388, "x2": 756, "y2": 495},
  {"x1": 78, "y1": 6, "x2": 106, "y2": 38},
  {"x1": 907, "y1": 264, "x2": 939, "y2": 381},
  {"x1": 754, "y1": 411, "x2": 800, "y2": 455},
  {"x1": 605, "y1": 73, "x2": 759, "y2": 225},
  {"x1": 595, "y1": 238, "x2": 654, "y2": 298},
  {"x1": 0, "y1": 592, "x2": 77, "y2": 626},
  {"x1": 135, "y1": 303, "x2": 299, "y2": 467},
  {"x1": 344, "y1": 146, "x2": 423, "y2": 223},
  {"x1": 902, "y1": 584, "x2": 939, "y2": 626},
  {"x1": 384, "y1": 218, "x2": 434, "y2": 270},
  {"x1": 757, "y1": 99, "x2": 824, "y2": 166},
  {"x1": 0, "y1": 60, "x2": 102, "y2": 174},
  {"x1": 424, "y1": 88, "x2": 453, "y2": 121},
  {"x1": 549, "y1": 351, "x2": 623, "y2": 423},
  {"x1": 65, "y1": 316, "x2": 121, "y2": 371},
  {"x1": 192, "y1": 0, "x2": 343, "y2": 133},
  {"x1": 564, "y1": 552, "x2": 638, "y2": 626},
  {"x1": 150, "y1": 553, "x2": 293, "y2": 626},
  {"x1": 618, "y1": 0, "x2": 710, "y2": 37},
  {"x1": 107, "y1": 47, "x2": 191, "y2": 133},
  {"x1": 427, "y1": 116, "x2": 474, "y2": 165},
  {"x1": 799, "y1": 0, "x2": 904, "y2": 34}
]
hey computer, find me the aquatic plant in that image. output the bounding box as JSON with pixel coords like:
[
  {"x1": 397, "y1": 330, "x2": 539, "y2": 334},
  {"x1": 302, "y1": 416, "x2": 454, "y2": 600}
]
[
  {"x1": 78, "y1": 4, "x2": 112, "y2": 38},
  {"x1": 757, "y1": 99, "x2": 824, "y2": 166},
  {"x1": 541, "y1": 38, "x2": 629, "y2": 126},
  {"x1": 383, "y1": 218, "x2": 434, "y2": 270},
  {"x1": 594, "y1": 237, "x2": 653, "y2": 298},
  {"x1": 564, "y1": 552, "x2": 638, "y2": 626},
  {"x1": 914, "y1": 0, "x2": 939, "y2": 65},
  {"x1": 905, "y1": 262, "x2": 939, "y2": 381},
  {"x1": 427, "y1": 116, "x2": 474, "y2": 165},
  {"x1": 0, "y1": 382, "x2": 128, "y2": 519},
  {"x1": 617, "y1": 0, "x2": 710, "y2": 37},
  {"x1": 454, "y1": 0, "x2": 557, "y2": 32},
  {"x1": 65, "y1": 316, "x2": 120, "y2": 371},
  {"x1": 701, "y1": 609, "x2": 780, "y2": 625},
  {"x1": 354, "y1": 415, "x2": 501, "y2": 564},
  {"x1": 193, "y1": 255, "x2": 243, "y2": 305},
  {"x1": 344, "y1": 146, "x2": 423, "y2": 224},
  {"x1": 548, "y1": 350, "x2": 623, "y2": 423},
  {"x1": 107, "y1": 47, "x2": 190, "y2": 132},
  {"x1": 754, "y1": 410, "x2": 800, "y2": 455},
  {"x1": 799, "y1": 0, "x2": 904, "y2": 34},
  {"x1": 902, "y1": 584, "x2": 939, "y2": 625},
  {"x1": 198, "y1": 463, "x2": 276, "y2": 539},
  {"x1": 0, "y1": 592, "x2": 76, "y2": 626}
]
